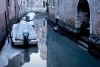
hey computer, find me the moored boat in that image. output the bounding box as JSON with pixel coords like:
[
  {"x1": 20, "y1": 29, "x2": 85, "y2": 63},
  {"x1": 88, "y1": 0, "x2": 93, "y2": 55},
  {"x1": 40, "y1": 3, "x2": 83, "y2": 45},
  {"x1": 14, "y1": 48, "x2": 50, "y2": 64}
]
[{"x1": 11, "y1": 20, "x2": 38, "y2": 46}]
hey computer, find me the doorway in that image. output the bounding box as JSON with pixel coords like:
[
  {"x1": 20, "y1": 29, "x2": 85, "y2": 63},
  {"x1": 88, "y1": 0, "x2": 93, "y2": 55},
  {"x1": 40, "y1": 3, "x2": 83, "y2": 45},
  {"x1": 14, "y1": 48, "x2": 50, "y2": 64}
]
[
  {"x1": 77, "y1": 0, "x2": 90, "y2": 36},
  {"x1": 43, "y1": 1, "x2": 45, "y2": 8}
]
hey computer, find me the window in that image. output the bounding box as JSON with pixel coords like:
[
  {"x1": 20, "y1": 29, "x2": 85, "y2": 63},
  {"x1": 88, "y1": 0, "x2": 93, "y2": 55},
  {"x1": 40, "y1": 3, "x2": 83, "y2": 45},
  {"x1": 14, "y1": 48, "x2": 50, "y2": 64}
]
[
  {"x1": 42, "y1": 32, "x2": 45, "y2": 38},
  {"x1": 43, "y1": 20, "x2": 45, "y2": 26}
]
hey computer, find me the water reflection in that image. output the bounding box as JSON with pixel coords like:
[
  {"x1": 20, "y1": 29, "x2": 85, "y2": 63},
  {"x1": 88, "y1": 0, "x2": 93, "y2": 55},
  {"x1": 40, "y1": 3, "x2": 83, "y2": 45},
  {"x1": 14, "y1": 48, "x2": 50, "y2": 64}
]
[
  {"x1": 22, "y1": 18, "x2": 47, "y2": 67},
  {"x1": 47, "y1": 23, "x2": 100, "y2": 67},
  {"x1": 5, "y1": 47, "x2": 38, "y2": 67},
  {"x1": 24, "y1": 50, "x2": 30, "y2": 63},
  {"x1": 35, "y1": 18, "x2": 47, "y2": 60}
]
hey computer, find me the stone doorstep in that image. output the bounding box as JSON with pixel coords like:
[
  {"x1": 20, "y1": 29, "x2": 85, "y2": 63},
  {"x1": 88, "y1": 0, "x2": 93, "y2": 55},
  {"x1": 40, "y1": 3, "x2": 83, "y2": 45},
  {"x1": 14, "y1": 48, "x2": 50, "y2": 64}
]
[
  {"x1": 78, "y1": 40, "x2": 88, "y2": 49},
  {"x1": 76, "y1": 36, "x2": 89, "y2": 50}
]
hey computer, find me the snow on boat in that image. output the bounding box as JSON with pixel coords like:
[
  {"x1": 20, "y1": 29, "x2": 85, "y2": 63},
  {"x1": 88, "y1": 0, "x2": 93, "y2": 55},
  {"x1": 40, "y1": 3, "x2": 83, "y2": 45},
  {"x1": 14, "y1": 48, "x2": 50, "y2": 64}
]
[
  {"x1": 11, "y1": 20, "x2": 38, "y2": 45},
  {"x1": 22, "y1": 12, "x2": 36, "y2": 21},
  {"x1": 27, "y1": 12, "x2": 36, "y2": 20},
  {"x1": 21, "y1": 12, "x2": 36, "y2": 27}
]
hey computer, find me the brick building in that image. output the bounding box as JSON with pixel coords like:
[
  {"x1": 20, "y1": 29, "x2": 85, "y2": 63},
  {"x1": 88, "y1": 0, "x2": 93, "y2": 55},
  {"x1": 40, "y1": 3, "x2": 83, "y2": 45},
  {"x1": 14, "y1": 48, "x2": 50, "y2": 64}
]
[
  {"x1": 0, "y1": 0, "x2": 18, "y2": 48},
  {"x1": 0, "y1": 0, "x2": 28, "y2": 49},
  {"x1": 48, "y1": 0, "x2": 100, "y2": 44}
]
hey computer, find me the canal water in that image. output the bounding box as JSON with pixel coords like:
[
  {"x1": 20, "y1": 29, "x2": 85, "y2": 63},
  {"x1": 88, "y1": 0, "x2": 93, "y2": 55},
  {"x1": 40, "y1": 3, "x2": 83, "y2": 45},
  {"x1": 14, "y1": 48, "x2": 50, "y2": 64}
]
[{"x1": 0, "y1": 13, "x2": 100, "y2": 67}]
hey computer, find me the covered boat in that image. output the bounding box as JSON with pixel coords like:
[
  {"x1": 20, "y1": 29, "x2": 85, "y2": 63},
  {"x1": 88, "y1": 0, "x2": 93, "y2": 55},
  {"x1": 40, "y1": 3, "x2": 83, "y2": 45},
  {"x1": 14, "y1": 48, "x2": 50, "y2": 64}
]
[
  {"x1": 21, "y1": 12, "x2": 36, "y2": 27},
  {"x1": 11, "y1": 20, "x2": 38, "y2": 45}
]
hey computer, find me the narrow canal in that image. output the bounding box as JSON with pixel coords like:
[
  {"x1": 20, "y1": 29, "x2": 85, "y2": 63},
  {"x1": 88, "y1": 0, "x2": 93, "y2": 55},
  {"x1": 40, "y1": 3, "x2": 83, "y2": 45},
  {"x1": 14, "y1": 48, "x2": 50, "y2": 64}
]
[{"x1": 0, "y1": 13, "x2": 100, "y2": 67}]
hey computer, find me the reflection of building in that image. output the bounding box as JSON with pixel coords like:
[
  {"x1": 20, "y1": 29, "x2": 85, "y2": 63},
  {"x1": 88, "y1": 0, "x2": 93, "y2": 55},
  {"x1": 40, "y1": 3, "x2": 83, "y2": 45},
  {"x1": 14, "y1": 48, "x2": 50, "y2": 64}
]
[
  {"x1": 5, "y1": 52, "x2": 26, "y2": 67},
  {"x1": 47, "y1": 25, "x2": 59, "y2": 67},
  {"x1": 40, "y1": 41, "x2": 47, "y2": 60},
  {"x1": 18, "y1": 0, "x2": 28, "y2": 16},
  {"x1": 6, "y1": 47, "x2": 38, "y2": 67},
  {"x1": 37, "y1": 19, "x2": 47, "y2": 60}
]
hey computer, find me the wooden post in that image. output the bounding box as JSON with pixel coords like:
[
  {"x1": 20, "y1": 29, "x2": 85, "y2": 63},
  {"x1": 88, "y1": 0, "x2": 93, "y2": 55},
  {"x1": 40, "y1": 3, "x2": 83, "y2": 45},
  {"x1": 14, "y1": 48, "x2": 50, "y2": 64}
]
[{"x1": 5, "y1": 11, "x2": 9, "y2": 43}]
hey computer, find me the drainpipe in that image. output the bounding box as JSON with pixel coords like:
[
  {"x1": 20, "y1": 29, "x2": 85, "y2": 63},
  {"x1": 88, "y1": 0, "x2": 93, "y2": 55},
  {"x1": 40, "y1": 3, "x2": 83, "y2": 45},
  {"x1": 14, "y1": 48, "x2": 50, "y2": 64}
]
[
  {"x1": 57, "y1": 0, "x2": 59, "y2": 16},
  {"x1": 5, "y1": 11, "x2": 9, "y2": 43},
  {"x1": 46, "y1": 0, "x2": 49, "y2": 13},
  {"x1": 5, "y1": 11, "x2": 8, "y2": 36},
  {"x1": 6, "y1": 0, "x2": 10, "y2": 43},
  {"x1": 55, "y1": 0, "x2": 59, "y2": 26},
  {"x1": 15, "y1": 0, "x2": 17, "y2": 23},
  {"x1": 6, "y1": 0, "x2": 9, "y2": 19}
]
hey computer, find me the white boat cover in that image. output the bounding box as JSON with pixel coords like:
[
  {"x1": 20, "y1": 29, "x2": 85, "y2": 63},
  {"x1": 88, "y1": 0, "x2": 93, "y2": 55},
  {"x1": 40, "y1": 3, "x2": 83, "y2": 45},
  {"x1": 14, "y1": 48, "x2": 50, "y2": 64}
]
[
  {"x1": 22, "y1": 12, "x2": 36, "y2": 20},
  {"x1": 12, "y1": 20, "x2": 37, "y2": 40},
  {"x1": 27, "y1": 21, "x2": 34, "y2": 26},
  {"x1": 27, "y1": 12, "x2": 36, "y2": 20}
]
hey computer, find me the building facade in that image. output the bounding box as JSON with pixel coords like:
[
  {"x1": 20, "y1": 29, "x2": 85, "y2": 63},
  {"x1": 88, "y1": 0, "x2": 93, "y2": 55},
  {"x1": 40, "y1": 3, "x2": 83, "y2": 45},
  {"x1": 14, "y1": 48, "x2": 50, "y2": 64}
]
[
  {"x1": 48, "y1": 0, "x2": 100, "y2": 40},
  {"x1": 0, "y1": 0, "x2": 47, "y2": 50},
  {"x1": 0, "y1": 0, "x2": 29, "y2": 50},
  {"x1": 0, "y1": 0, "x2": 18, "y2": 48}
]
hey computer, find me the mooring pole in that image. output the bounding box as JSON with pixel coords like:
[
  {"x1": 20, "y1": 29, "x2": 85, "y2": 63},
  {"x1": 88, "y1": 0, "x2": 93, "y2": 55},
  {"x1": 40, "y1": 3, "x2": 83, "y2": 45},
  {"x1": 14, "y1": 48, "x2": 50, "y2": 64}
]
[
  {"x1": 6, "y1": 0, "x2": 10, "y2": 43},
  {"x1": 5, "y1": 11, "x2": 9, "y2": 43}
]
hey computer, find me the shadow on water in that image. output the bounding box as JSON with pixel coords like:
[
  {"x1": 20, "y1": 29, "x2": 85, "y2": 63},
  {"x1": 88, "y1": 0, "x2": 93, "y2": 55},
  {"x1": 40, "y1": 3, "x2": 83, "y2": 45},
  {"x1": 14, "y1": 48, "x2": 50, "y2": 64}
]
[
  {"x1": 5, "y1": 46, "x2": 38, "y2": 67},
  {"x1": 12, "y1": 44, "x2": 38, "y2": 49}
]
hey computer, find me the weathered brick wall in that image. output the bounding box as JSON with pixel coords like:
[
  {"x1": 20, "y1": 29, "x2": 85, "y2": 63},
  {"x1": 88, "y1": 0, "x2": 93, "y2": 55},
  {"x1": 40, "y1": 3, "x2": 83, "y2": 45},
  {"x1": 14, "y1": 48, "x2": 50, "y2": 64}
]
[
  {"x1": 48, "y1": 0, "x2": 100, "y2": 35},
  {"x1": 48, "y1": 0, "x2": 55, "y2": 18},
  {"x1": 94, "y1": 0, "x2": 100, "y2": 36},
  {"x1": 0, "y1": 13, "x2": 6, "y2": 29},
  {"x1": 58, "y1": 0, "x2": 94, "y2": 27},
  {"x1": 59, "y1": 0, "x2": 78, "y2": 27},
  {"x1": 9, "y1": 10, "x2": 15, "y2": 20},
  {"x1": 0, "y1": 0, "x2": 6, "y2": 29},
  {"x1": 48, "y1": 0, "x2": 78, "y2": 27}
]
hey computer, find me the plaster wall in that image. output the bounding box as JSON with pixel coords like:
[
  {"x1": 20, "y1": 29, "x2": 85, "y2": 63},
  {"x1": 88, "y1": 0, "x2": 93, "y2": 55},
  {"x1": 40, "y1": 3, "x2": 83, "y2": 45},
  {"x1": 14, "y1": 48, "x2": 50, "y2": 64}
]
[
  {"x1": 0, "y1": 0, "x2": 6, "y2": 28},
  {"x1": 48, "y1": 0, "x2": 99, "y2": 36}
]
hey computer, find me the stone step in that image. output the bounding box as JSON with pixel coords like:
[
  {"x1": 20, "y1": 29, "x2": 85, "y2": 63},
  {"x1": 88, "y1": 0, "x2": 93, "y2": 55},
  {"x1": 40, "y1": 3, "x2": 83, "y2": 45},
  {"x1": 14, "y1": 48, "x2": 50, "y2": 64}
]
[
  {"x1": 80, "y1": 36, "x2": 89, "y2": 43},
  {"x1": 78, "y1": 40, "x2": 88, "y2": 51},
  {"x1": 78, "y1": 45, "x2": 88, "y2": 51}
]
